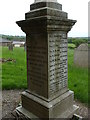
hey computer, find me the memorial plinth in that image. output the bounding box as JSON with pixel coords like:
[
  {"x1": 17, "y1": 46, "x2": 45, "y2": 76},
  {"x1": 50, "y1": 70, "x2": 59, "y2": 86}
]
[{"x1": 16, "y1": 0, "x2": 78, "y2": 119}]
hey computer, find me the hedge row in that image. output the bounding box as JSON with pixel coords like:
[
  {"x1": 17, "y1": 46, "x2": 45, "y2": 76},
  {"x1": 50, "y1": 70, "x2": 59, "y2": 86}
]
[{"x1": 68, "y1": 38, "x2": 88, "y2": 47}]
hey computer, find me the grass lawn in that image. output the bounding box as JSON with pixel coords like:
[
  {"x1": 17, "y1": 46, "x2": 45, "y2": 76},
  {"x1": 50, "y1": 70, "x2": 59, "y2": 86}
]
[
  {"x1": 68, "y1": 43, "x2": 76, "y2": 49},
  {"x1": 1, "y1": 46, "x2": 88, "y2": 104},
  {"x1": 68, "y1": 49, "x2": 88, "y2": 104},
  {"x1": 2, "y1": 47, "x2": 27, "y2": 89}
]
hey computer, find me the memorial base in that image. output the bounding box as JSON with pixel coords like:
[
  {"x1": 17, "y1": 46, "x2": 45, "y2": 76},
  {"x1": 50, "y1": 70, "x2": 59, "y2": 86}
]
[{"x1": 16, "y1": 90, "x2": 78, "y2": 119}]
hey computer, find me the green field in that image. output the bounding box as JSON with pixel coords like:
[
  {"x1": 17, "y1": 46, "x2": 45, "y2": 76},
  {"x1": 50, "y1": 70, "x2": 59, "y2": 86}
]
[
  {"x1": 68, "y1": 43, "x2": 76, "y2": 49},
  {"x1": 2, "y1": 47, "x2": 27, "y2": 89},
  {"x1": 68, "y1": 49, "x2": 88, "y2": 104},
  {"x1": 1, "y1": 46, "x2": 88, "y2": 104}
]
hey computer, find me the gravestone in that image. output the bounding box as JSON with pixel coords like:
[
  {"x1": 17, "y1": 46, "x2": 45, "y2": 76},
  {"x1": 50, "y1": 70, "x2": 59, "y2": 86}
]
[
  {"x1": 8, "y1": 43, "x2": 13, "y2": 51},
  {"x1": 74, "y1": 43, "x2": 88, "y2": 67},
  {"x1": 24, "y1": 42, "x2": 26, "y2": 51},
  {"x1": 16, "y1": 0, "x2": 78, "y2": 119}
]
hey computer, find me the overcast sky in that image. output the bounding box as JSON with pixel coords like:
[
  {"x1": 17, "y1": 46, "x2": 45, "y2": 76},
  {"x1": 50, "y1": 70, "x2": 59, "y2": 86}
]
[{"x1": 0, "y1": 0, "x2": 89, "y2": 37}]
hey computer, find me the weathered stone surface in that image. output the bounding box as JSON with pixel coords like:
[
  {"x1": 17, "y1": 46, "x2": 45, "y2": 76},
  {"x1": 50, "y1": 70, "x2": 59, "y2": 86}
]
[
  {"x1": 75, "y1": 43, "x2": 88, "y2": 51},
  {"x1": 48, "y1": 31, "x2": 68, "y2": 99},
  {"x1": 25, "y1": 8, "x2": 67, "y2": 20},
  {"x1": 35, "y1": 0, "x2": 57, "y2": 3},
  {"x1": 17, "y1": 16, "x2": 76, "y2": 35},
  {"x1": 27, "y1": 34, "x2": 48, "y2": 98},
  {"x1": 25, "y1": 30, "x2": 69, "y2": 100},
  {"x1": 16, "y1": 0, "x2": 78, "y2": 119},
  {"x1": 26, "y1": 2, "x2": 64, "y2": 20},
  {"x1": 8, "y1": 43, "x2": 13, "y2": 51},
  {"x1": 18, "y1": 90, "x2": 78, "y2": 118},
  {"x1": 74, "y1": 43, "x2": 88, "y2": 67},
  {"x1": 30, "y1": 2, "x2": 62, "y2": 10}
]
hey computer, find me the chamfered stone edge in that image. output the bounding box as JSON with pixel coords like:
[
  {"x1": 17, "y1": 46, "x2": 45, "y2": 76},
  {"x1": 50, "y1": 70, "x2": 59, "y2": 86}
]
[{"x1": 16, "y1": 90, "x2": 79, "y2": 118}]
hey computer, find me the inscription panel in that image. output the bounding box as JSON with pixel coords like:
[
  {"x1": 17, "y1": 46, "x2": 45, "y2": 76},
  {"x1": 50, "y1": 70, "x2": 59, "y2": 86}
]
[
  {"x1": 48, "y1": 32, "x2": 68, "y2": 97},
  {"x1": 27, "y1": 34, "x2": 48, "y2": 98}
]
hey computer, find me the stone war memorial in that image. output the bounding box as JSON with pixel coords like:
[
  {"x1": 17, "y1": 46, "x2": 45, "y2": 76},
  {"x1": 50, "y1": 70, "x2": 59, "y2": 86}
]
[{"x1": 16, "y1": 0, "x2": 78, "y2": 119}]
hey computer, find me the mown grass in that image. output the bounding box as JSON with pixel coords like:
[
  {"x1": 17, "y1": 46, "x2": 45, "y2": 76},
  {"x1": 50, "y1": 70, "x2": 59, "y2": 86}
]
[
  {"x1": 68, "y1": 43, "x2": 76, "y2": 49},
  {"x1": 68, "y1": 49, "x2": 88, "y2": 104},
  {"x1": 1, "y1": 46, "x2": 88, "y2": 104},
  {"x1": 2, "y1": 47, "x2": 27, "y2": 89}
]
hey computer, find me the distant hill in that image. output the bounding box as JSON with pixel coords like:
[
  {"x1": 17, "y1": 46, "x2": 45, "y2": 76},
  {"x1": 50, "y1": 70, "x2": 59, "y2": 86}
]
[
  {"x1": 68, "y1": 37, "x2": 88, "y2": 42},
  {"x1": 0, "y1": 34, "x2": 88, "y2": 42},
  {"x1": 69, "y1": 37, "x2": 88, "y2": 40},
  {"x1": 0, "y1": 34, "x2": 26, "y2": 42}
]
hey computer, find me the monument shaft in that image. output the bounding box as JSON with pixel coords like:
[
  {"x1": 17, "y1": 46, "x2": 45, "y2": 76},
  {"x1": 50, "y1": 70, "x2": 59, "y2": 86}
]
[
  {"x1": 35, "y1": 0, "x2": 57, "y2": 3},
  {"x1": 27, "y1": 31, "x2": 68, "y2": 100},
  {"x1": 16, "y1": 0, "x2": 78, "y2": 118}
]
